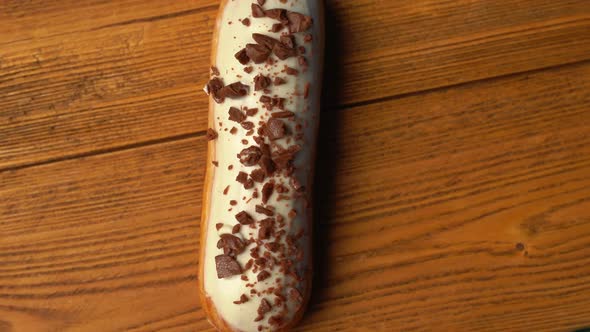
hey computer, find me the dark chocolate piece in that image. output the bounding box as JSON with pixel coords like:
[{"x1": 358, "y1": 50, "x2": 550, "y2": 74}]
[
  {"x1": 229, "y1": 107, "x2": 246, "y2": 123},
  {"x1": 235, "y1": 211, "x2": 255, "y2": 225},
  {"x1": 238, "y1": 146, "x2": 263, "y2": 166},
  {"x1": 235, "y1": 48, "x2": 250, "y2": 65},
  {"x1": 206, "y1": 128, "x2": 218, "y2": 140},
  {"x1": 254, "y1": 74, "x2": 271, "y2": 91},
  {"x1": 215, "y1": 254, "x2": 242, "y2": 278}
]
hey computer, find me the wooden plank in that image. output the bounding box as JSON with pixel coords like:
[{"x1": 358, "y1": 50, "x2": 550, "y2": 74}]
[
  {"x1": 1, "y1": 61, "x2": 589, "y2": 331},
  {"x1": 1, "y1": 1, "x2": 589, "y2": 169}
]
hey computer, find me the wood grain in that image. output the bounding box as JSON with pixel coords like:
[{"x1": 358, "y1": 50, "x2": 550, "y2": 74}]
[
  {"x1": 1, "y1": 0, "x2": 589, "y2": 169},
  {"x1": 2, "y1": 54, "x2": 590, "y2": 332},
  {"x1": 2, "y1": 0, "x2": 590, "y2": 331}
]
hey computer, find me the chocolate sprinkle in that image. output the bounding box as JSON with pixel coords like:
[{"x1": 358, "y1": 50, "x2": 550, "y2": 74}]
[
  {"x1": 254, "y1": 74, "x2": 271, "y2": 91},
  {"x1": 287, "y1": 11, "x2": 313, "y2": 33},
  {"x1": 273, "y1": 77, "x2": 286, "y2": 85},
  {"x1": 252, "y1": 33, "x2": 279, "y2": 50},
  {"x1": 215, "y1": 254, "x2": 242, "y2": 279},
  {"x1": 257, "y1": 270, "x2": 271, "y2": 282},
  {"x1": 229, "y1": 107, "x2": 246, "y2": 123},
  {"x1": 219, "y1": 82, "x2": 249, "y2": 99},
  {"x1": 217, "y1": 233, "x2": 245, "y2": 257},
  {"x1": 246, "y1": 108, "x2": 259, "y2": 116},
  {"x1": 238, "y1": 146, "x2": 263, "y2": 166},
  {"x1": 250, "y1": 169, "x2": 266, "y2": 182},
  {"x1": 205, "y1": 77, "x2": 224, "y2": 103},
  {"x1": 246, "y1": 43, "x2": 271, "y2": 63},
  {"x1": 252, "y1": 4, "x2": 265, "y2": 18},
  {"x1": 273, "y1": 42, "x2": 297, "y2": 60},
  {"x1": 235, "y1": 48, "x2": 250, "y2": 65},
  {"x1": 271, "y1": 111, "x2": 295, "y2": 118},
  {"x1": 261, "y1": 182, "x2": 274, "y2": 203},
  {"x1": 258, "y1": 155, "x2": 276, "y2": 175},
  {"x1": 264, "y1": 9, "x2": 288, "y2": 23},
  {"x1": 271, "y1": 23, "x2": 283, "y2": 32},
  {"x1": 235, "y1": 211, "x2": 255, "y2": 225},
  {"x1": 206, "y1": 128, "x2": 218, "y2": 140},
  {"x1": 241, "y1": 121, "x2": 255, "y2": 130},
  {"x1": 258, "y1": 298, "x2": 272, "y2": 316},
  {"x1": 256, "y1": 205, "x2": 274, "y2": 216},
  {"x1": 266, "y1": 118, "x2": 286, "y2": 140},
  {"x1": 280, "y1": 35, "x2": 296, "y2": 49}
]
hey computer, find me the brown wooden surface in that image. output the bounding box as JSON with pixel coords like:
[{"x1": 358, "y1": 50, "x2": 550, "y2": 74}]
[{"x1": 1, "y1": 1, "x2": 589, "y2": 331}]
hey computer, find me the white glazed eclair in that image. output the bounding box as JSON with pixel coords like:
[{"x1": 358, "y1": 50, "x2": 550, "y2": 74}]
[{"x1": 199, "y1": 1, "x2": 324, "y2": 331}]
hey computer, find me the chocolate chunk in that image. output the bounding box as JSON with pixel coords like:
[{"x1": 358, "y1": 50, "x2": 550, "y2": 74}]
[
  {"x1": 258, "y1": 298, "x2": 272, "y2": 316},
  {"x1": 285, "y1": 66, "x2": 298, "y2": 76},
  {"x1": 246, "y1": 44, "x2": 271, "y2": 64},
  {"x1": 230, "y1": 200, "x2": 237, "y2": 206},
  {"x1": 241, "y1": 121, "x2": 255, "y2": 130},
  {"x1": 273, "y1": 77, "x2": 286, "y2": 85},
  {"x1": 304, "y1": 34, "x2": 312, "y2": 42},
  {"x1": 219, "y1": 82, "x2": 249, "y2": 99},
  {"x1": 273, "y1": 42, "x2": 297, "y2": 60},
  {"x1": 246, "y1": 108, "x2": 259, "y2": 116},
  {"x1": 205, "y1": 77, "x2": 225, "y2": 103},
  {"x1": 290, "y1": 177, "x2": 305, "y2": 192},
  {"x1": 298, "y1": 45, "x2": 306, "y2": 54},
  {"x1": 232, "y1": 224, "x2": 241, "y2": 234},
  {"x1": 258, "y1": 218, "x2": 274, "y2": 240},
  {"x1": 287, "y1": 12, "x2": 312, "y2": 33},
  {"x1": 223, "y1": 185, "x2": 230, "y2": 195},
  {"x1": 244, "y1": 66, "x2": 253, "y2": 73},
  {"x1": 212, "y1": 161, "x2": 219, "y2": 167},
  {"x1": 258, "y1": 155, "x2": 275, "y2": 175},
  {"x1": 228, "y1": 107, "x2": 246, "y2": 123},
  {"x1": 280, "y1": 35, "x2": 296, "y2": 49},
  {"x1": 235, "y1": 48, "x2": 250, "y2": 65},
  {"x1": 210, "y1": 66, "x2": 220, "y2": 76},
  {"x1": 230, "y1": 127, "x2": 238, "y2": 134},
  {"x1": 266, "y1": 118, "x2": 286, "y2": 140},
  {"x1": 256, "y1": 205, "x2": 274, "y2": 216},
  {"x1": 271, "y1": 23, "x2": 283, "y2": 32},
  {"x1": 298, "y1": 56, "x2": 307, "y2": 66},
  {"x1": 264, "y1": 9, "x2": 288, "y2": 23},
  {"x1": 271, "y1": 111, "x2": 295, "y2": 118},
  {"x1": 233, "y1": 293, "x2": 249, "y2": 304},
  {"x1": 288, "y1": 209, "x2": 297, "y2": 219},
  {"x1": 257, "y1": 270, "x2": 271, "y2": 282},
  {"x1": 217, "y1": 234, "x2": 245, "y2": 257},
  {"x1": 261, "y1": 182, "x2": 274, "y2": 204},
  {"x1": 215, "y1": 223, "x2": 223, "y2": 231},
  {"x1": 264, "y1": 242, "x2": 280, "y2": 252},
  {"x1": 268, "y1": 315, "x2": 284, "y2": 327},
  {"x1": 250, "y1": 169, "x2": 266, "y2": 183},
  {"x1": 242, "y1": 18, "x2": 251, "y2": 26},
  {"x1": 235, "y1": 211, "x2": 255, "y2": 225},
  {"x1": 215, "y1": 254, "x2": 242, "y2": 278},
  {"x1": 236, "y1": 171, "x2": 248, "y2": 184},
  {"x1": 252, "y1": 33, "x2": 279, "y2": 50},
  {"x1": 252, "y1": 4, "x2": 265, "y2": 17},
  {"x1": 254, "y1": 74, "x2": 271, "y2": 91},
  {"x1": 244, "y1": 178, "x2": 254, "y2": 190},
  {"x1": 272, "y1": 151, "x2": 295, "y2": 171},
  {"x1": 238, "y1": 146, "x2": 262, "y2": 166},
  {"x1": 206, "y1": 128, "x2": 218, "y2": 140}
]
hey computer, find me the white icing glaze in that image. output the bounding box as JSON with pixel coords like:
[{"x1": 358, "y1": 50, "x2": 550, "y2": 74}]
[{"x1": 203, "y1": 1, "x2": 322, "y2": 331}]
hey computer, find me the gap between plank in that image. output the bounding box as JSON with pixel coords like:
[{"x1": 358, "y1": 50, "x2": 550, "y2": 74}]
[
  {"x1": 0, "y1": 132, "x2": 205, "y2": 173},
  {"x1": 1, "y1": 58, "x2": 589, "y2": 174}
]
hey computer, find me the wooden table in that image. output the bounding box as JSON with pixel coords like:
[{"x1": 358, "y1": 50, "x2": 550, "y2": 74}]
[{"x1": 1, "y1": 1, "x2": 589, "y2": 331}]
